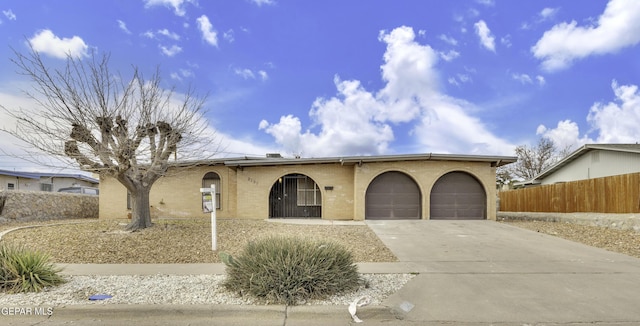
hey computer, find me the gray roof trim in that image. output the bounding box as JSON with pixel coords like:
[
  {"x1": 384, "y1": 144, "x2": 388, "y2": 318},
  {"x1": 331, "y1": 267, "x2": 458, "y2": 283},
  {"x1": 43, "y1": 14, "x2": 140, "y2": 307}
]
[
  {"x1": 0, "y1": 169, "x2": 41, "y2": 180},
  {"x1": 0, "y1": 169, "x2": 98, "y2": 183},
  {"x1": 532, "y1": 143, "x2": 640, "y2": 181},
  {"x1": 223, "y1": 153, "x2": 517, "y2": 167},
  {"x1": 36, "y1": 173, "x2": 99, "y2": 184}
]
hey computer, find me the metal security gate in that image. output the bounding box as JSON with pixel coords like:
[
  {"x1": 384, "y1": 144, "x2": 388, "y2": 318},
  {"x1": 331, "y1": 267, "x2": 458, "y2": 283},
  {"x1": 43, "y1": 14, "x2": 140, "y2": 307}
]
[
  {"x1": 430, "y1": 172, "x2": 486, "y2": 220},
  {"x1": 269, "y1": 174, "x2": 321, "y2": 218},
  {"x1": 365, "y1": 171, "x2": 421, "y2": 220}
]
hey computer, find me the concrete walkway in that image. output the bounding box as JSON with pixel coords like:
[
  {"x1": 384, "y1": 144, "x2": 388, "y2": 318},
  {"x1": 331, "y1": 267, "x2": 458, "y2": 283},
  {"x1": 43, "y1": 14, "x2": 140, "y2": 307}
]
[
  {"x1": 369, "y1": 220, "x2": 640, "y2": 325},
  {"x1": 5, "y1": 219, "x2": 640, "y2": 325}
]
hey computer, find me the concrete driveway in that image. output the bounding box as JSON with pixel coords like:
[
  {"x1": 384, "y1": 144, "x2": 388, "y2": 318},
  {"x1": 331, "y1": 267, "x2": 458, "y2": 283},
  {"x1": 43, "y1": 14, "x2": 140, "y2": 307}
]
[{"x1": 367, "y1": 220, "x2": 640, "y2": 325}]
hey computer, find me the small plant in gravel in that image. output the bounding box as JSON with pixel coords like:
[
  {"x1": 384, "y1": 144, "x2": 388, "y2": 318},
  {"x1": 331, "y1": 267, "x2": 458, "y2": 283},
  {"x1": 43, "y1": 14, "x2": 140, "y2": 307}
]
[
  {"x1": 221, "y1": 236, "x2": 362, "y2": 305},
  {"x1": 0, "y1": 242, "x2": 66, "y2": 293}
]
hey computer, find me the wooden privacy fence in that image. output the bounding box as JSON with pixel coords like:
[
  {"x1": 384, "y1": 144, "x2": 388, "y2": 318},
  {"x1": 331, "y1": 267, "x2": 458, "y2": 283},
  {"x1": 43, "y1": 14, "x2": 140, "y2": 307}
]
[{"x1": 499, "y1": 172, "x2": 640, "y2": 213}]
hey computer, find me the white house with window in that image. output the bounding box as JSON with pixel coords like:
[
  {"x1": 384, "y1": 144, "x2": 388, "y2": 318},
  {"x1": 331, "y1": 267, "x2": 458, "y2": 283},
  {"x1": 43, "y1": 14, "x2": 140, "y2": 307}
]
[{"x1": 0, "y1": 169, "x2": 99, "y2": 192}]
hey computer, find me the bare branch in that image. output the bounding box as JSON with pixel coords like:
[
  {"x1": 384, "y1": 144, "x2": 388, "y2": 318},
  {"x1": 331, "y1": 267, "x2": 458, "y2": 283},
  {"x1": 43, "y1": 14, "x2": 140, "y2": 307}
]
[{"x1": 0, "y1": 46, "x2": 219, "y2": 231}]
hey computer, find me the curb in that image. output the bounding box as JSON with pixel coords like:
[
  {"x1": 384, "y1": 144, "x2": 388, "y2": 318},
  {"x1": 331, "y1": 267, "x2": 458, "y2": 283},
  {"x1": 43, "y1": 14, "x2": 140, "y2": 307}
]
[{"x1": 2, "y1": 304, "x2": 400, "y2": 325}]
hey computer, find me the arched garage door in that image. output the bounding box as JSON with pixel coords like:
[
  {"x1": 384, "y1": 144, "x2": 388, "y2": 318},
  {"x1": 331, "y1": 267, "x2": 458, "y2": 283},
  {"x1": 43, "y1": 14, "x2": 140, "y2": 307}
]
[
  {"x1": 365, "y1": 171, "x2": 421, "y2": 220},
  {"x1": 430, "y1": 172, "x2": 486, "y2": 220}
]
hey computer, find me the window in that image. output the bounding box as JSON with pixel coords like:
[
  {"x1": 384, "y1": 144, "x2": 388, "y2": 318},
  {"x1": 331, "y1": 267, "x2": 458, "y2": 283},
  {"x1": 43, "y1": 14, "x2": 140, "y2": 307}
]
[
  {"x1": 202, "y1": 172, "x2": 221, "y2": 212},
  {"x1": 297, "y1": 177, "x2": 321, "y2": 206},
  {"x1": 7, "y1": 183, "x2": 15, "y2": 191},
  {"x1": 40, "y1": 183, "x2": 53, "y2": 192}
]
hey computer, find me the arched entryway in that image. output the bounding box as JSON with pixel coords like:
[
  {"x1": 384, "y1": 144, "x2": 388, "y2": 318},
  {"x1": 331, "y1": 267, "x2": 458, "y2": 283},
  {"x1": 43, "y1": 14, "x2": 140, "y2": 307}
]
[
  {"x1": 365, "y1": 171, "x2": 421, "y2": 220},
  {"x1": 430, "y1": 171, "x2": 486, "y2": 220},
  {"x1": 269, "y1": 174, "x2": 321, "y2": 218},
  {"x1": 202, "y1": 172, "x2": 221, "y2": 212}
]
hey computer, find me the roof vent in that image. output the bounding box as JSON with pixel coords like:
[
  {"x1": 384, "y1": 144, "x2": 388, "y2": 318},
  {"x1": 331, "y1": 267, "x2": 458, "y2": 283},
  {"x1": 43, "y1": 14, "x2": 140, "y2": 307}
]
[{"x1": 266, "y1": 153, "x2": 282, "y2": 158}]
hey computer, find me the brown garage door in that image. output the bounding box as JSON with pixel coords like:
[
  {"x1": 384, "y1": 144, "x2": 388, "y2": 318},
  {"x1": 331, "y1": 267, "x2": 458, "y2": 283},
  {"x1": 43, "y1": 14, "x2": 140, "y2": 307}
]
[
  {"x1": 365, "y1": 171, "x2": 421, "y2": 220},
  {"x1": 430, "y1": 172, "x2": 486, "y2": 220}
]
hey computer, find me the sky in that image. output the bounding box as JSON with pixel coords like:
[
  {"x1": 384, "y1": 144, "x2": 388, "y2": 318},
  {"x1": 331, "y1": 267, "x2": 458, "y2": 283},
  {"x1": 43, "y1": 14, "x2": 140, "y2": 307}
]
[{"x1": 1, "y1": 0, "x2": 640, "y2": 172}]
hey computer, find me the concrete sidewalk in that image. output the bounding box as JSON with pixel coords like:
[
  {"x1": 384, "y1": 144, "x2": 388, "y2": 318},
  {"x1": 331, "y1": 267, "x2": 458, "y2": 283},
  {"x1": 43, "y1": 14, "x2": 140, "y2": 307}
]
[{"x1": 4, "y1": 219, "x2": 640, "y2": 325}]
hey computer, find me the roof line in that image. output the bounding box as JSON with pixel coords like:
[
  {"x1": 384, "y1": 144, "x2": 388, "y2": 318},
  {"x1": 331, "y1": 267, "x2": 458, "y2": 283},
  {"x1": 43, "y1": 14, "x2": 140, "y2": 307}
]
[
  {"x1": 223, "y1": 153, "x2": 517, "y2": 167},
  {"x1": 531, "y1": 143, "x2": 640, "y2": 181}
]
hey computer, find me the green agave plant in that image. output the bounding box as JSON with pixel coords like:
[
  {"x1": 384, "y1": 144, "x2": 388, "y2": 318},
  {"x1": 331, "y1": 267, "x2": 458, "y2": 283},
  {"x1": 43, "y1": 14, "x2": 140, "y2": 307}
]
[{"x1": 0, "y1": 243, "x2": 66, "y2": 293}]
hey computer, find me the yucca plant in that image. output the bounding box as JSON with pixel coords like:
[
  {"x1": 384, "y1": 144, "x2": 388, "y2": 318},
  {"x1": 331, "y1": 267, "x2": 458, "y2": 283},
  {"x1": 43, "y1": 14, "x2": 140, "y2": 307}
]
[
  {"x1": 222, "y1": 236, "x2": 362, "y2": 305},
  {"x1": 0, "y1": 242, "x2": 66, "y2": 293}
]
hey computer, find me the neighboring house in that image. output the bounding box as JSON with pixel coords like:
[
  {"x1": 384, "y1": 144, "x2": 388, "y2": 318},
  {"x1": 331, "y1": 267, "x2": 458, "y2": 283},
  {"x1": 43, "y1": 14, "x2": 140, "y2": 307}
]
[
  {"x1": 0, "y1": 169, "x2": 99, "y2": 192},
  {"x1": 99, "y1": 153, "x2": 516, "y2": 221},
  {"x1": 516, "y1": 144, "x2": 640, "y2": 187}
]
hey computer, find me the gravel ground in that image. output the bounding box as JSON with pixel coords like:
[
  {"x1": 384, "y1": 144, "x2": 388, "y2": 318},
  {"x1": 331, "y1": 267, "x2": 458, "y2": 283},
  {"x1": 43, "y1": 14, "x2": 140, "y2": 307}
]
[
  {"x1": 0, "y1": 218, "x2": 407, "y2": 306},
  {"x1": 3, "y1": 218, "x2": 638, "y2": 307},
  {"x1": 1, "y1": 218, "x2": 396, "y2": 263},
  {"x1": 0, "y1": 274, "x2": 415, "y2": 306},
  {"x1": 502, "y1": 220, "x2": 640, "y2": 259}
]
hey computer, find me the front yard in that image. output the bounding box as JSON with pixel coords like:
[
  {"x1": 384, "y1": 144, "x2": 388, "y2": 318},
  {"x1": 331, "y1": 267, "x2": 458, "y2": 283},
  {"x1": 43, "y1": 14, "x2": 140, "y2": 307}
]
[{"x1": 0, "y1": 218, "x2": 397, "y2": 263}]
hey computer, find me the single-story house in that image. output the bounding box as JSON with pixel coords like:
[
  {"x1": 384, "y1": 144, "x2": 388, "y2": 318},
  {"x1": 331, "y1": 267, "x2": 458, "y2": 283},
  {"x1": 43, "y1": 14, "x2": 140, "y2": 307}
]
[
  {"x1": 515, "y1": 144, "x2": 640, "y2": 187},
  {"x1": 0, "y1": 169, "x2": 99, "y2": 192},
  {"x1": 99, "y1": 153, "x2": 516, "y2": 221}
]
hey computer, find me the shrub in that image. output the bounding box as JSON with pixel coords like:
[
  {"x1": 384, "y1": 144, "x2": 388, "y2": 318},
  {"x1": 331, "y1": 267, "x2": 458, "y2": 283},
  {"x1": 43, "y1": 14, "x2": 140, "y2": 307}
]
[
  {"x1": 0, "y1": 242, "x2": 66, "y2": 293},
  {"x1": 222, "y1": 236, "x2": 362, "y2": 305}
]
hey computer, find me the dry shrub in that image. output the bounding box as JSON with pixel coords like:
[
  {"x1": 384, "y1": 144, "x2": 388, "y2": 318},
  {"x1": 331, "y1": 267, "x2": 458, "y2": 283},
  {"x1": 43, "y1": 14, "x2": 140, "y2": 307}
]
[{"x1": 222, "y1": 236, "x2": 362, "y2": 305}]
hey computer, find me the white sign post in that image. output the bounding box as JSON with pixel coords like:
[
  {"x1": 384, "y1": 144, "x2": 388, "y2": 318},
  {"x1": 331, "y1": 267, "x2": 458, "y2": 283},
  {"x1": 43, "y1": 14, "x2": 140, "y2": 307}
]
[{"x1": 200, "y1": 186, "x2": 217, "y2": 251}]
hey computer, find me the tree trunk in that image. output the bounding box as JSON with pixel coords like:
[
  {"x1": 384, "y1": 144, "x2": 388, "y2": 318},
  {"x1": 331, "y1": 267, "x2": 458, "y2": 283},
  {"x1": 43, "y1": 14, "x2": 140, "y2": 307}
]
[{"x1": 126, "y1": 185, "x2": 153, "y2": 231}]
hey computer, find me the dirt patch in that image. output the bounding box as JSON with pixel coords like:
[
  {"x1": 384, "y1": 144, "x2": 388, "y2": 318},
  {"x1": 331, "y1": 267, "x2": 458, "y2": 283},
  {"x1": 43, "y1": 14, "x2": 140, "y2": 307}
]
[{"x1": 0, "y1": 218, "x2": 397, "y2": 264}]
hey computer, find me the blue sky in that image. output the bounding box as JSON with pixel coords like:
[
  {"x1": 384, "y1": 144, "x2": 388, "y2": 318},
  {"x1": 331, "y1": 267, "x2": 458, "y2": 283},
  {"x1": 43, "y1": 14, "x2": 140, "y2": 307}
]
[{"x1": 1, "y1": 0, "x2": 640, "y2": 171}]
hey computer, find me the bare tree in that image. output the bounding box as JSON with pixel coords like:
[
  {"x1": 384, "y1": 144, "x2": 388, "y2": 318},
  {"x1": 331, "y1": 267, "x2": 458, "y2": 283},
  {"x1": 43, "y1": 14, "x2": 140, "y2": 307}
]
[
  {"x1": 1, "y1": 46, "x2": 214, "y2": 231},
  {"x1": 511, "y1": 138, "x2": 557, "y2": 180}
]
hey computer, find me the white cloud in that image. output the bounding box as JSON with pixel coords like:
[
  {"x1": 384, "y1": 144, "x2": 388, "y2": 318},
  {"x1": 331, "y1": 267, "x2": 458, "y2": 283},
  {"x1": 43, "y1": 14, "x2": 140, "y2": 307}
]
[
  {"x1": 3, "y1": 9, "x2": 16, "y2": 20},
  {"x1": 412, "y1": 96, "x2": 514, "y2": 155},
  {"x1": 259, "y1": 80, "x2": 395, "y2": 157},
  {"x1": 143, "y1": 29, "x2": 180, "y2": 40},
  {"x1": 170, "y1": 68, "x2": 194, "y2": 81},
  {"x1": 258, "y1": 70, "x2": 268, "y2": 81},
  {"x1": 532, "y1": 0, "x2": 640, "y2": 72},
  {"x1": 159, "y1": 44, "x2": 182, "y2": 57},
  {"x1": 448, "y1": 74, "x2": 472, "y2": 87},
  {"x1": 538, "y1": 80, "x2": 640, "y2": 147},
  {"x1": 259, "y1": 26, "x2": 515, "y2": 157},
  {"x1": 223, "y1": 29, "x2": 235, "y2": 42},
  {"x1": 196, "y1": 15, "x2": 218, "y2": 47},
  {"x1": 587, "y1": 81, "x2": 640, "y2": 143},
  {"x1": 512, "y1": 73, "x2": 547, "y2": 86},
  {"x1": 473, "y1": 20, "x2": 496, "y2": 52},
  {"x1": 143, "y1": 0, "x2": 194, "y2": 16},
  {"x1": 522, "y1": 7, "x2": 560, "y2": 30},
  {"x1": 439, "y1": 50, "x2": 460, "y2": 62},
  {"x1": 235, "y1": 68, "x2": 269, "y2": 81},
  {"x1": 27, "y1": 29, "x2": 89, "y2": 59},
  {"x1": 476, "y1": 0, "x2": 495, "y2": 6},
  {"x1": 500, "y1": 35, "x2": 512, "y2": 48},
  {"x1": 234, "y1": 68, "x2": 254, "y2": 79},
  {"x1": 158, "y1": 29, "x2": 180, "y2": 40},
  {"x1": 251, "y1": 0, "x2": 275, "y2": 6},
  {"x1": 537, "y1": 120, "x2": 591, "y2": 150},
  {"x1": 512, "y1": 73, "x2": 533, "y2": 84},
  {"x1": 540, "y1": 7, "x2": 560, "y2": 21},
  {"x1": 438, "y1": 34, "x2": 458, "y2": 46},
  {"x1": 117, "y1": 20, "x2": 131, "y2": 34}
]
